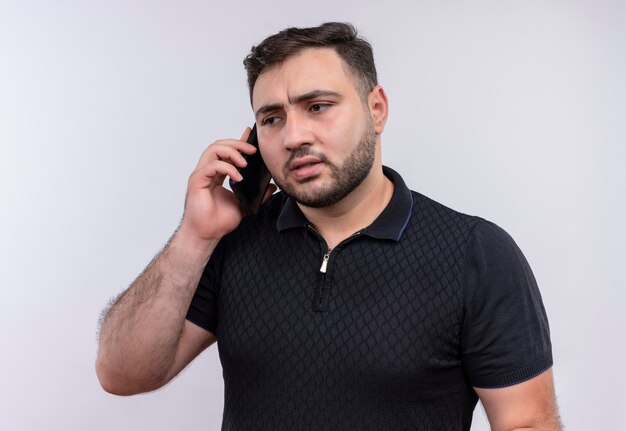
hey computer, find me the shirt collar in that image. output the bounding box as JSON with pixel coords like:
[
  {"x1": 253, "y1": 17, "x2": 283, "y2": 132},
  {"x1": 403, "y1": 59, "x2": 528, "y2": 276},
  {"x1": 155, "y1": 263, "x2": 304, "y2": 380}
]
[{"x1": 276, "y1": 166, "x2": 413, "y2": 241}]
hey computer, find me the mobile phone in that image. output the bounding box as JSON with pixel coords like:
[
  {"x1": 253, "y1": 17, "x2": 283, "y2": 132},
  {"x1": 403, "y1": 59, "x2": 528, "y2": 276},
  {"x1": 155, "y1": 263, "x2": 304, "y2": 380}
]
[{"x1": 229, "y1": 125, "x2": 272, "y2": 216}]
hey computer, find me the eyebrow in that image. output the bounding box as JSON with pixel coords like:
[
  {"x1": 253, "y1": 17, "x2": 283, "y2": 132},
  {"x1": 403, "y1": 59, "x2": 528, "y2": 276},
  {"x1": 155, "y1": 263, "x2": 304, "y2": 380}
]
[{"x1": 254, "y1": 90, "x2": 343, "y2": 120}]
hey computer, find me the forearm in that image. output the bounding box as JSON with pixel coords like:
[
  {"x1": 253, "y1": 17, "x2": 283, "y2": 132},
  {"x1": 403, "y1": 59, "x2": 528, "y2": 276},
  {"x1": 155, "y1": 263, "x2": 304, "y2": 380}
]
[
  {"x1": 96, "y1": 129, "x2": 256, "y2": 394},
  {"x1": 96, "y1": 229, "x2": 217, "y2": 394}
]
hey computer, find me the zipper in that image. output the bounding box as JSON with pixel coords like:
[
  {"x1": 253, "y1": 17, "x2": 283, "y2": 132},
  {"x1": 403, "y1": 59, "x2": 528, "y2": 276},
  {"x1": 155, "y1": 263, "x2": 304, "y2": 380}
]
[
  {"x1": 307, "y1": 224, "x2": 363, "y2": 311},
  {"x1": 307, "y1": 225, "x2": 363, "y2": 273},
  {"x1": 320, "y1": 250, "x2": 331, "y2": 273}
]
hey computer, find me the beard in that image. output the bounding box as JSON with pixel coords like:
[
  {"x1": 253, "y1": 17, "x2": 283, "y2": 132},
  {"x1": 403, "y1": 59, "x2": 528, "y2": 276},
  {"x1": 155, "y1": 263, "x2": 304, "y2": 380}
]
[{"x1": 273, "y1": 119, "x2": 377, "y2": 208}]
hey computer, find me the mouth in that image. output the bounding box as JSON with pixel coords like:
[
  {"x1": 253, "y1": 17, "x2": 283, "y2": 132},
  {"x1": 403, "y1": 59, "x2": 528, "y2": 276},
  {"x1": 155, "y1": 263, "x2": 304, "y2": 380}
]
[
  {"x1": 288, "y1": 156, "x2": 323, "y2": 180},
  {"x1": 289, "y1": 155, "x2": 322, "y2": 170}
]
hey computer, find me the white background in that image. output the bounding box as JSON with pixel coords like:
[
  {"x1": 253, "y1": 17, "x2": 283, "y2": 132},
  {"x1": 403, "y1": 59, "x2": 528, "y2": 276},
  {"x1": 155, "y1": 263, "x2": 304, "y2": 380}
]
[{"x1": 1, "y1": 1, "x2": 624, "y2": 429}]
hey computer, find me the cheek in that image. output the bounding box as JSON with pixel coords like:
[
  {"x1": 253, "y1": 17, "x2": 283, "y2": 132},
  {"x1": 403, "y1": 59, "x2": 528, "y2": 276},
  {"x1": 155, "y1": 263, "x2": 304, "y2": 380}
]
[
  {"x1": 258, "y1": 128, "x2": 283, "y2": 162},
  {"x1": 326, "y1": 112, "x2": 364, "y2": 153},
  {"x1": 259, "y1": 143, "x2": 283, "y2": 175}
]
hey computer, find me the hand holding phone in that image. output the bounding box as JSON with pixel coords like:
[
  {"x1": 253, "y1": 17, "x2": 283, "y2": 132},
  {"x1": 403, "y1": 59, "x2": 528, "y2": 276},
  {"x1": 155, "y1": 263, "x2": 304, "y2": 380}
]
[{"x1": 229, "y1": 125, "x2": 272, "y2": 216}]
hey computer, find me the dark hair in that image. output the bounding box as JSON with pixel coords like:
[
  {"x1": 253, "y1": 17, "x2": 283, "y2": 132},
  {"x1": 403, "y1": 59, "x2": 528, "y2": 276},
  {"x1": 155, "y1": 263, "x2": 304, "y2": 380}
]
[{"x1": 243, "y1": 22, "x2": 378, "y2": 103}]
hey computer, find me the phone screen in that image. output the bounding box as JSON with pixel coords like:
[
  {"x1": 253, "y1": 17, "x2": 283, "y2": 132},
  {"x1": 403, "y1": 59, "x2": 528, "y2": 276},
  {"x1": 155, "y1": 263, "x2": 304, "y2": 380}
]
[{"x1": 229, "y1": 125, "x2": 272, "y2": 216}]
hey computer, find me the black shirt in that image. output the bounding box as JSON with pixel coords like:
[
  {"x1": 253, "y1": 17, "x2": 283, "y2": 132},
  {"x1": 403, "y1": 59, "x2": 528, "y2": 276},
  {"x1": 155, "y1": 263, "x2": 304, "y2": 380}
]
[{"x1": 186, "y1": 166, "x2": 552, "y2": 430}]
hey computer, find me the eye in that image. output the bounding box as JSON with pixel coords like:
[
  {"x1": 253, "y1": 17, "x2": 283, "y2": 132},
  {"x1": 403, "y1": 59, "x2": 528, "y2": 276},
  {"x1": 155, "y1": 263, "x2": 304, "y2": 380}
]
[
  {"x1": 309, "y1": 103, "x2": 330, "y2": 113},
  {"x1": 262, "y1": 116, "x2": 280, "y2": 126}
]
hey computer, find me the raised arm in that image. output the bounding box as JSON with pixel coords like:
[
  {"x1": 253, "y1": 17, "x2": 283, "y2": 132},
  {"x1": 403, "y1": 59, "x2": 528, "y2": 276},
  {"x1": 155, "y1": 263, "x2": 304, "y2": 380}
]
[{"x1": 96, "y1": 128, "x2": 272, "y2": 395}]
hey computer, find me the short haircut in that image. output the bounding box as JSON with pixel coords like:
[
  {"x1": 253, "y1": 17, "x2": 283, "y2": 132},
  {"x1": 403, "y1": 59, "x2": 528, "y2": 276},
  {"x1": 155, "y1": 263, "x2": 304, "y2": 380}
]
[{"x1": 243, "y1": 22, "x2": 378, "y2": 103}]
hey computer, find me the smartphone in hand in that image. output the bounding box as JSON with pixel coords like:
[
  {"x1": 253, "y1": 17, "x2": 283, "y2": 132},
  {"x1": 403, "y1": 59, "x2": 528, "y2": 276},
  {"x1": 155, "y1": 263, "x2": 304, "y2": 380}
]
[{"x1": 229, "y1": 125, "x2": 272, "y2": 216}]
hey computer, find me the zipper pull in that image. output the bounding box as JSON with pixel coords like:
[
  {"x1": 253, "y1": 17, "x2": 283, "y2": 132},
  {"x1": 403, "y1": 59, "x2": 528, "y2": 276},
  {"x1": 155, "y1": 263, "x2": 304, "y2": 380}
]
[{"x1": 320, "y1": 251, "x2": 331, "y2": 273}]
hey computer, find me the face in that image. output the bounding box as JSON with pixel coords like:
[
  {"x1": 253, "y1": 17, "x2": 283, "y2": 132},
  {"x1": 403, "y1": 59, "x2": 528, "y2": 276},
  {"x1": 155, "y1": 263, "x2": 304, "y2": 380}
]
[{"x1": 251, "y1": 48, "x2": 379, "y2": 208}]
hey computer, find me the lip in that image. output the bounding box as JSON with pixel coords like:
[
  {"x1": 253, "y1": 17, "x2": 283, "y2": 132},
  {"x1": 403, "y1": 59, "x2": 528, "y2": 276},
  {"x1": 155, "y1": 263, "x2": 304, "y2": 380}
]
[
  {"x1": 289, "y1": 156, "x2": 323, "y2": 181},
  {"x1": 289, "y1": 155, "x2": 323, "y2": 171}
]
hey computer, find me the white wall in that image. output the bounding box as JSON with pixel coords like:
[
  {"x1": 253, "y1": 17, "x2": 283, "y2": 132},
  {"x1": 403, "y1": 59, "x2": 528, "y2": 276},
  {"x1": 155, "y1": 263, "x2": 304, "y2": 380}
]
[{"x1": 1, "y1": 1, "x2": 624, "y2": 429}]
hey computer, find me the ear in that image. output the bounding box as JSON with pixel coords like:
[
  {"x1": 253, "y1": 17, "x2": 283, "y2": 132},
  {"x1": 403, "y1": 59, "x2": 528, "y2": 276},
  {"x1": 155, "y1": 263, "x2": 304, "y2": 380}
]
[{"x1": 367, "y1": 85, "x2": 389, "y2": 135}]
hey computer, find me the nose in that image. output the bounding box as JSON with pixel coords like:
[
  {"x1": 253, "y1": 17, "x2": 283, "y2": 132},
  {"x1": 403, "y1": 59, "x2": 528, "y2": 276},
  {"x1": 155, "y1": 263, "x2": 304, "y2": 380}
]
[{"x1": 282, "y1": 112, "x2": 313, "y2": 151}]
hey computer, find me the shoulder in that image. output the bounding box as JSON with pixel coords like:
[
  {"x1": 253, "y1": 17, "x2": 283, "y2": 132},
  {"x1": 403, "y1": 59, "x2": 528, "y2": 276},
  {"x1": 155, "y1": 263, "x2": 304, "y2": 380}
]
[
  {"x1": 407, "y1": 190, "x2": 523, "y2": 257},
  {"x1": 404, "y1": 190, "x2": 482, "y2": 250},
  {"x1": 470, "y1": 217, "x2": 522, "y2": 251},
  {"x1": 464, "y1": 216, "x2": 535, "y2": 283},
  {"x1": 410, "y1": 190, "x2": 477, "y2": 226}
]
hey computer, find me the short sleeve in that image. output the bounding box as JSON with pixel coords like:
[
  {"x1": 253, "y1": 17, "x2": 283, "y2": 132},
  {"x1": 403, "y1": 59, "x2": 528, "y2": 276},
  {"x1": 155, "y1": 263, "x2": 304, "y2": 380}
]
[
  {"x1": 185, "y1": 240, "x2": 226, "y2": 335},
  {"x1": 461, "y1": 218, "x2": 552, "y2": 388}
]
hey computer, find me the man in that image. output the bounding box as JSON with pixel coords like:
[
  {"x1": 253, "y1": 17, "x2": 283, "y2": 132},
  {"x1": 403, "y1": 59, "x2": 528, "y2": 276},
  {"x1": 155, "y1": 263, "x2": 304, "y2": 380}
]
[{"x1": 97, "y1": 22, "x2": 561, "y2": 430}]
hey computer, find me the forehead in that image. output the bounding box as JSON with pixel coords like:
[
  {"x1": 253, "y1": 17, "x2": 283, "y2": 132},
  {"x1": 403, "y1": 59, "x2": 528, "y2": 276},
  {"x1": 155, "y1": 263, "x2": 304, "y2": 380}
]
[{"x1": 251, "y1": 47, "x2": 359, "y2": 109}]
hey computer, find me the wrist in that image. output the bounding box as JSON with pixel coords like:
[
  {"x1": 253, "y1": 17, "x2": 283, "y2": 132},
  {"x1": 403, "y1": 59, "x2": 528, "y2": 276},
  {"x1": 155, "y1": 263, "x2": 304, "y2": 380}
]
[{"x1": 171, "y1": 226, "x2": 220, "y2": 260}]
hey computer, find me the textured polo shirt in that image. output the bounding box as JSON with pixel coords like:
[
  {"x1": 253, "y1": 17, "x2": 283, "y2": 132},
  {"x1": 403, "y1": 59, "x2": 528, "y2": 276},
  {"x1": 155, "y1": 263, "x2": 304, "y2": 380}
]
[{"x1": 186, "y1": 166, "x2": 552, "y2": 430}]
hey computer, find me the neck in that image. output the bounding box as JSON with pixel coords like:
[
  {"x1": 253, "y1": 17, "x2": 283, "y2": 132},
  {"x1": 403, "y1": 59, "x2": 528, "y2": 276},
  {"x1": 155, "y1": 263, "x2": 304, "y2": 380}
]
[{"x1": 298, "y1": 164, "x2": 393, "y2": 249}]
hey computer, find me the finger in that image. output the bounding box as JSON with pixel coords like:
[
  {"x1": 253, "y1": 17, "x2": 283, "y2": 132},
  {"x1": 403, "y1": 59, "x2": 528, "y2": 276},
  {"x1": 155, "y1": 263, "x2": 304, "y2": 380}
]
[
  {"x1": 240, "y1": 127, "x2": 252, "y2": 142},
  {"x1": 211, "y1": 145, "x2": 249, "y2": 167},
  {"x1": 211, "y1": 138, "x2": 257, "y2": 154},
  {"x1": 189, "y1": 159, "x2": 243, "y2": 189},
  {"x1": 195, "y1": 141, "x2": 255, "y2": 170}
]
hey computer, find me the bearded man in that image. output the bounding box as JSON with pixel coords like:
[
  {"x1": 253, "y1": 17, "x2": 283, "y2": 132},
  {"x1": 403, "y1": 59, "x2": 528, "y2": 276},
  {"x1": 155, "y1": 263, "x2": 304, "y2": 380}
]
[{"x1": 97, "y1": 22, "x2": 561, "y2": 431}]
